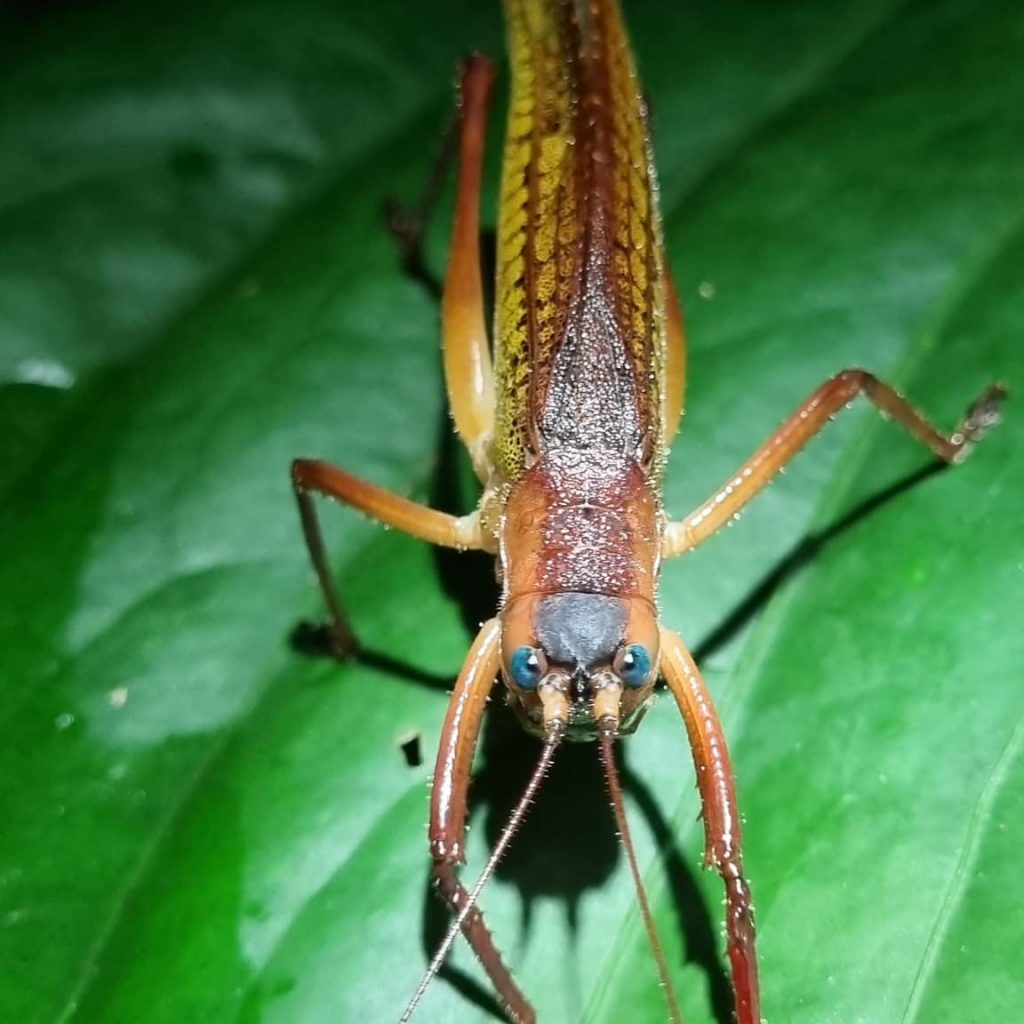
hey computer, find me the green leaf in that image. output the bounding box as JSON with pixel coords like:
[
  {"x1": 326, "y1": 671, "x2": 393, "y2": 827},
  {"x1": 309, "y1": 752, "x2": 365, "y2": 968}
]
[{"x1": 1, "y1": 1, "x2": 1021, "y2": 1023}]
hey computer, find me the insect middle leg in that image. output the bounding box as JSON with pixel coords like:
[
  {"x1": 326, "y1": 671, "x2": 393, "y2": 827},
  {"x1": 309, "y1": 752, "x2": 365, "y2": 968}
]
[
  {"x1": 428, "y1": 618, "x2": 536, "y2": 1024},
  {"x1": 660, "y1": 627, "x2": 760, "y2": 1024},
  {"x1": 663, "y1": 370, "x2": 1005, "y2": 558},
  {"x1": 290, "y1": 459, "x2": 484, "y2": 658}
]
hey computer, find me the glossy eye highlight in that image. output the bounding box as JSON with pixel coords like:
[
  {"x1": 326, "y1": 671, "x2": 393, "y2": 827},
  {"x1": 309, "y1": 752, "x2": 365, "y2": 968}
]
[
  {"x1": 509, "y1": 646, "x2": 546, "y2": 690},
  {"x1": 615, "y1": 643, "x2": 652, "y2": 688}
]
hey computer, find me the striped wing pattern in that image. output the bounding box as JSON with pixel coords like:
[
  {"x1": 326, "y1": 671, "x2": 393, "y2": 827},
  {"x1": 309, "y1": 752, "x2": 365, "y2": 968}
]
[{"x1": 494, "y1": 0, "x2": 667, "y2": 482}]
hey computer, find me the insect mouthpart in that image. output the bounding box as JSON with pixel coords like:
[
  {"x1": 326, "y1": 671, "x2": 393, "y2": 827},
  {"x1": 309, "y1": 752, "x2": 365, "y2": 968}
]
[
  {"x1": 571, "y1": 669, "x2": 589, "y2": 704},
  {"x1": 512, "y1": 668, "x2": 651, "y2": 743}
]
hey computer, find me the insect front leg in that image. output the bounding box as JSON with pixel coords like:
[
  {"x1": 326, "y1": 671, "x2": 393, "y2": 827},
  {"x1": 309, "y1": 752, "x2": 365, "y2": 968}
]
[
  {"x1": 428, "y1": 618, "x2": 536, "y2": 1024},
  {"x1": 663, "y1": 371, "x2": 1005, "y2": 558},
  {"x1": 660, "y1": 627, "x2": 761, "y2": 1024},
  {"x1": 290, "y1": 458, "x2": 484, "y2": 658}
]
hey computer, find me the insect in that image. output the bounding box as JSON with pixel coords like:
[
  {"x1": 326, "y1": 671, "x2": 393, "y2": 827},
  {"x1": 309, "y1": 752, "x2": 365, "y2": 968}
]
[{"x1": 290, "y1": 0, "x2": 1004, "y2": 1020}]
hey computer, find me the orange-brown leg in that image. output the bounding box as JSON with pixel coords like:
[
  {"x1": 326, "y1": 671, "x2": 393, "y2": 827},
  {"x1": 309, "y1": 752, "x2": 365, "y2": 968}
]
[
  {"x1": 443, "y1": 55, "x2": 497, "y2": 478},
  {"x1": 660, "y1": 627, "x2": 760, "y2": 1024},
  {"x1": 664, "y1": 370, "x2": 1005, "y2": 558},
  {"x1": 290, "y1": 458, "x2": 484, "y2": 657},
  {"x1": 663, "y1": 268, "x2": 687, "y2": 447},
  {"x1": 428, "y1": 619, "x2": 535, "y2": 1024}
]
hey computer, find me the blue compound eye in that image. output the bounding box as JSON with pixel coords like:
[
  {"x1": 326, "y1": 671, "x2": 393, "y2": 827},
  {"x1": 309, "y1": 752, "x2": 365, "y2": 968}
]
[
  {"x1": 615, "y1": 644, "x2": 652, "y2": 688},
  {"x1": 509, "y1": 646, "x2": 546, "y2": 690}
]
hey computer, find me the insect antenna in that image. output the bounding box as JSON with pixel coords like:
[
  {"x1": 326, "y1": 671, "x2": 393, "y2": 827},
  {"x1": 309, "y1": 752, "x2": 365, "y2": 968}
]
[
  {"x1": 599, "y1": 728, "x2": 683, "y2": 1024},
  {"x1": 400, "y1": 724, "x2": 565, "y2": 1023}
]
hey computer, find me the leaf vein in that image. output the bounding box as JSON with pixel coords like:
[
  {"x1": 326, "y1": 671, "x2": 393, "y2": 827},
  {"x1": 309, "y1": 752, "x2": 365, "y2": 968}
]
[{"x1": 899, "y1": 718, "x2": 1024, "y2": 1023}]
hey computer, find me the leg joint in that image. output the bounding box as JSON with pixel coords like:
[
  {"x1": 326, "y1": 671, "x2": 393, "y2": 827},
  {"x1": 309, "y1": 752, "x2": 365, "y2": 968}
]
[{"x1": 290, "y1": 457, "x2": 313, "y2": 490}]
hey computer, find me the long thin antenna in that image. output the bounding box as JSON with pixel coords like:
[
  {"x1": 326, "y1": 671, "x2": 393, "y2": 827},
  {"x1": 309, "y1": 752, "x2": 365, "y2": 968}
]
[
  {"x1": 599, "y1": 728, "x2": 683, "y2": 1024},
  {"x1": 400, "y1": 726, "x2": 564, "y2": 1023}
]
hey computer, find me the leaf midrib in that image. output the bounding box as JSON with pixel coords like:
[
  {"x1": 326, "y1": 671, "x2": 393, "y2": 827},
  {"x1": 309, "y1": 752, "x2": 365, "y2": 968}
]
[{"x1": 899, "y1": 719, "x2": 1024, "y2": 1022}]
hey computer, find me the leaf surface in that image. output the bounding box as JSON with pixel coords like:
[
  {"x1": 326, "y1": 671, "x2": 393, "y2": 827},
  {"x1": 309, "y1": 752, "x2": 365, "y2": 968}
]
[{"x1": 1, "y1": 1, "x2": 1021, "y2": 1022}]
